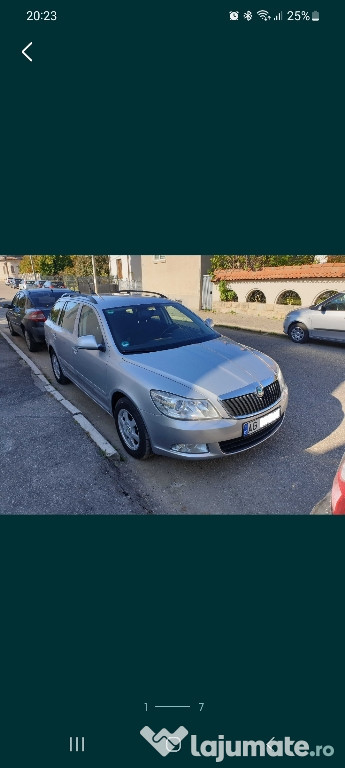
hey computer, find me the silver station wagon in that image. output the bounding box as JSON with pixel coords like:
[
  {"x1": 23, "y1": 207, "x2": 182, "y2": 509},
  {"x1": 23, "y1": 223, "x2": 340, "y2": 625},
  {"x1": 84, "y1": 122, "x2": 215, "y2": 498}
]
[{"x1": 44, "y1": 292, "x2": 288, "y2": 460}]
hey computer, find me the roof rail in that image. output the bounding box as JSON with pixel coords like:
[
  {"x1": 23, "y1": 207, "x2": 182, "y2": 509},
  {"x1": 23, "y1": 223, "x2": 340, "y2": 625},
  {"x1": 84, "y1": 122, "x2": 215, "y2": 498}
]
[
  {"x1": 116, "y1": 290, "x2": 168, "y2": 298},
  {"x1": 59, "y1": 292, "x2": 98, "y2": 303}
]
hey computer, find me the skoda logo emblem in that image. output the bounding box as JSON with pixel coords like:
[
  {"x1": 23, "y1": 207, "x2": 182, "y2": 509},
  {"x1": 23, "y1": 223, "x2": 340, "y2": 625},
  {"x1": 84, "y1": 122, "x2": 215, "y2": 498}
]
[{"x1": 256, "y1": 385, "x2": 264, "y2": 397}]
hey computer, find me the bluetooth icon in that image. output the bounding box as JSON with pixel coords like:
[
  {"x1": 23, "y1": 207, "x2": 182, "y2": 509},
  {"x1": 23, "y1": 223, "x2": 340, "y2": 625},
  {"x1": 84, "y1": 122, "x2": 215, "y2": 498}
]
[{"x1": 243, "y1": 10, "x2": 252, "y2": 20}]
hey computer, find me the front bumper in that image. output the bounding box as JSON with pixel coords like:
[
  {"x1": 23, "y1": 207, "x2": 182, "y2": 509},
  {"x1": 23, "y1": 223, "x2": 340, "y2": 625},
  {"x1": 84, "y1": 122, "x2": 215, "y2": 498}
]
[{"x1": 145, "y1": 386, "x2": 288, "y2": 460}]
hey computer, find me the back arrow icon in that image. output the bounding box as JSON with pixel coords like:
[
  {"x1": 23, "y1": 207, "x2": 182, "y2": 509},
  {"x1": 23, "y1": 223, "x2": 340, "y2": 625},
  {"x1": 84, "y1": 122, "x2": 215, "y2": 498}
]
[{"x1": 22, "y1": 42, "x2": 33, "y2": 61}]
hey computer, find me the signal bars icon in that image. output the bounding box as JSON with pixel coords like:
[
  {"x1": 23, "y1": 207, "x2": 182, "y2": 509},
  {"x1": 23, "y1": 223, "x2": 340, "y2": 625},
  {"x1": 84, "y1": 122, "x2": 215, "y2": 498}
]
[{"x1": 273, "y1": 11, "x2": 283, "y2": 20}]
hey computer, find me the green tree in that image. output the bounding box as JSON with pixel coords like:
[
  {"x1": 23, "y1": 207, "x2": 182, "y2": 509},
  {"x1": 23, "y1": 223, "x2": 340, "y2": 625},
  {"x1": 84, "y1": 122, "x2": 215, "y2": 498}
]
[
  {"x1": 19, "y1": 255, "x2": 42, "y2": 274},
  {"x1": 64, "y1": 255, "x2": 110, "y2": 277},
  {"x1": 38, "y1": 255, "x2": 73, "y2": 275}
]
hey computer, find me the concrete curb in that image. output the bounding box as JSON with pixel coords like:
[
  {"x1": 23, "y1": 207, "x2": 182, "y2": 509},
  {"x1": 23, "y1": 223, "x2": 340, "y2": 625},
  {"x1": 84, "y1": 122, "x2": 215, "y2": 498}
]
[
  {"x1": 0, "y1": 330, "x2": 120, "y2": 461},
  {"x1": 214, "y1": 322, "x2": 286, "y2": 337}
]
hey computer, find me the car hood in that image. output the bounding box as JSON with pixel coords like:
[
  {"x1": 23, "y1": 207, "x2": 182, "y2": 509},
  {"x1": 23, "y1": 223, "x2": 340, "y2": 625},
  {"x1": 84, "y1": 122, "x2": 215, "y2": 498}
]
[{"x1": 125, "y1": 336, "x2": 278, "y2": 398}]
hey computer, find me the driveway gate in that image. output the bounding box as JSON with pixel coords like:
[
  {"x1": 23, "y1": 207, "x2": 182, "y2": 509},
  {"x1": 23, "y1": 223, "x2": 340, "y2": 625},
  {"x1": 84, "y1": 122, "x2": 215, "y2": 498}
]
[{"x1": 202, "y1": 274, "x2": 213, "y2": 310}]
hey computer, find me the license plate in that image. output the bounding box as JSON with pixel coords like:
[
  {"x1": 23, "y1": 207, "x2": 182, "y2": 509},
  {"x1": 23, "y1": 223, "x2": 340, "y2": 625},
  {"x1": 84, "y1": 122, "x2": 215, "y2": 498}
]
[{"x1": 243, "y1": 407, "x2": 281, "y2": 437}]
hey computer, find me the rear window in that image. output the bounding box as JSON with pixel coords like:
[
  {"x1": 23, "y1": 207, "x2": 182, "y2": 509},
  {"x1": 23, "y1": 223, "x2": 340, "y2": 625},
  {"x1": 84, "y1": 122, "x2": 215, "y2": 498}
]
[{"x1": 27, "y1": 291, "x2": 68, "y2": 308}]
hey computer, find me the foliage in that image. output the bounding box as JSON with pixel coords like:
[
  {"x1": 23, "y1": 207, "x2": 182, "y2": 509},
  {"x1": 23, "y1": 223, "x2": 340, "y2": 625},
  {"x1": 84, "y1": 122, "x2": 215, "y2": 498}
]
[
  {"x1": 218, "y1": 281, "x2": 238, "y2": 302},
  {"x1": 19, "y1": 254, "x2": 73, "y2": 275},
  {"x1": 210, "y1": 254, "x2": 316, "y2": 277},
  {"x1": 277, "y1": 290, "x2": 301, "y2": 306},
  {"x1": 326, "y1": 255, "x2": 345, "y2": 263},
  {"x1": 248, "y1": 290, "x2": 266, "y2": 303},
  {"x1": 19, "y1": 255, "x2": 42, "y2": 274},
  {"x1": 19, "y1": 254, "x2": 110, "y2": 277},
  {"x1": 64, "y1": 255, "x2": 110, "y2": 277}
]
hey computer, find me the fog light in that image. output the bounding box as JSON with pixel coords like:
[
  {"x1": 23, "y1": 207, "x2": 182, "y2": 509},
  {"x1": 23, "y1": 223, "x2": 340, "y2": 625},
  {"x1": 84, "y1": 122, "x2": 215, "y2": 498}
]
[{"x1": 171, "y1": 443, "x2": 209, "y2": 454}]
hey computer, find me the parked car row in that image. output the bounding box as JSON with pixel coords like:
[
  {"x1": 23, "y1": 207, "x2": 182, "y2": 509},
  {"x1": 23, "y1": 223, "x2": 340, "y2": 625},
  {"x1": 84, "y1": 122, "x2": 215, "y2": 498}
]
[
  {"x1": 4, "y1": 278, "x2": 66, "y2": 289},
  {"x1": 4, "y1": 289, "x2": 345, "y2": 505},
  {"x1": 3, "y1": 288, "x2": 289, "y2": 460}
]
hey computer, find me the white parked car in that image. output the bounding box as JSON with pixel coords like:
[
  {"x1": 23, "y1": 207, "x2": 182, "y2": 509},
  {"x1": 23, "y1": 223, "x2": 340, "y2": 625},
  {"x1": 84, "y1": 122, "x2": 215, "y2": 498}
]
[
  {"x1": 18, "y1": 279, "x2": 36, "y2": 290},
  {"x1": 284, "y1": 291, "x2": 345, "y2": 344}
]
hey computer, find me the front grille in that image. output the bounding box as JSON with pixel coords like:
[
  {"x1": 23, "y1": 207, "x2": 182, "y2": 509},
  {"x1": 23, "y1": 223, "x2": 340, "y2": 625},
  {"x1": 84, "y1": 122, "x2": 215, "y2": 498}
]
[
  {"x1": 221, "y1": 379, "x2": 281, "y2": 418},
  {"x1": 219, "y1": 415, "x2": 284, "y2": 454}
]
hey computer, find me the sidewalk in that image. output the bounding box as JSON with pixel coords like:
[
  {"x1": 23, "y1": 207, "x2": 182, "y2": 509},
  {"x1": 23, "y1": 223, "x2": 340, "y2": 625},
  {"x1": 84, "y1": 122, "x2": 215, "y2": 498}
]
[
  {"x1": 195, "y1": 309, "x2": 285, "y2": 336},
  {"x1": 0, "y1": 335, "x2": 149, "y2": 515}
]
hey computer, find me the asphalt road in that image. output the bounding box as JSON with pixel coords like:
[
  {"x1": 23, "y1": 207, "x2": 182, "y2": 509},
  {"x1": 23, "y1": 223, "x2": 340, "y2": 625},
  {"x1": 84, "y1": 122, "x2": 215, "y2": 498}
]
[{"x1": 1, "y1": 293, "x2": 344, "y2": 514}]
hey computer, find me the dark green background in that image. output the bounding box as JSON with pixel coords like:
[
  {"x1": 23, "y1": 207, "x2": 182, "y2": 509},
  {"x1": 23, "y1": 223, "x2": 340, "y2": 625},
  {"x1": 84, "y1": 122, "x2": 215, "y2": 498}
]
[
  {"x1": 1, "y1": 2, "x2": 344, "y2": 765},
  {"x1": 0, "y1": 518, "x2": 343, "y2": 766},
  {"x1": 0, "y1": 0, "x2": 342, "y2": 252}
]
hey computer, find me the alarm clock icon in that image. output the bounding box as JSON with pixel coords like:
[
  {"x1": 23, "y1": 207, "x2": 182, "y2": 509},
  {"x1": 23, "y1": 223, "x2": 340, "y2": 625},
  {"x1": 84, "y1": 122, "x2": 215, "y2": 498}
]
[{"x1": 229, "y1": 11, "x2": 239, "y2": 20}]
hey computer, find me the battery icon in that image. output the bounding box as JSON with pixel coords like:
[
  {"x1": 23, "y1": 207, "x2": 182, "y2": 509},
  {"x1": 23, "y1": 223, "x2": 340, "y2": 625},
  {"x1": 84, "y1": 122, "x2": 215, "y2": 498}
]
[{"x1": 312, "y1": 11, "x2": 319, "y2": 21}]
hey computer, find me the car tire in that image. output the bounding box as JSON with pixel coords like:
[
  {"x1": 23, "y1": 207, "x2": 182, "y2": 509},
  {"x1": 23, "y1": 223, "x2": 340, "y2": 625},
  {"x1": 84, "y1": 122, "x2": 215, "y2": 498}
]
[
  {"x1": 288, "y1": 322, "x2": 309, "y2": 344},
  {"x1": 114, "y1": 397, "x2": 153, "y2": 460},
  {"x1": 50, "y1": 349, "x2": 70, "y2": 384},
  {"x1": 8, "y1": 320, "x2": 18, "y2": 336},
  {"x1": 24, "y1": 329, "x2": 39, "y2": 352}
]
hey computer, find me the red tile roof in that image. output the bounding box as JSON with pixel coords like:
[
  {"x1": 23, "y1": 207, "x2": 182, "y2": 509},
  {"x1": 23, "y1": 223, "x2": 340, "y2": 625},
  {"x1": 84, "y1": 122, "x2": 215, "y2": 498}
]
[{"x1": 213, "y1": 264, "x2": 345, "y2": 281}]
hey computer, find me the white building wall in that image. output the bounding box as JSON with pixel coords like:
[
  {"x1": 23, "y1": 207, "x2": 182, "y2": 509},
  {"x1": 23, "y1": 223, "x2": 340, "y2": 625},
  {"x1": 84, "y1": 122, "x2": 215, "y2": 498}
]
[
  {"x1": 213, "y1": 278, "x2": 345, "y2": 306},
  {"x1": 109, "y1": 255, "x2": 142, "y2": 282}
]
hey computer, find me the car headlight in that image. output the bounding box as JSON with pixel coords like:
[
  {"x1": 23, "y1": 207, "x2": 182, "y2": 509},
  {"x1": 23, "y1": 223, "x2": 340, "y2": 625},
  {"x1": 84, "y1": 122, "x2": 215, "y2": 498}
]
[
  {"x1": 150, "y1": 390, "x2": 220, "y2": 420},
  {"x1": 277, "y1": 367, "x2": 285, "y2": 391}
]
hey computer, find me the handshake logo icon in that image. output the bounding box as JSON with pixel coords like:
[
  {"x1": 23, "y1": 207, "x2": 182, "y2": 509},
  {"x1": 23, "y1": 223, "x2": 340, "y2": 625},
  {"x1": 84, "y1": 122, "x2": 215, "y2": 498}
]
[{"x1": 140, "y1": 726, "x2": 189, "y2": 757}]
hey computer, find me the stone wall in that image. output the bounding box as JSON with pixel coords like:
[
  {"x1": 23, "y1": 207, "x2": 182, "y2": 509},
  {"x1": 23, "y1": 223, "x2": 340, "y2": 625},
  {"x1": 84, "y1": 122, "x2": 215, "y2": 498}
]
[{"x1": 211, "y1": 301, "x2": 292, "y2": 319}]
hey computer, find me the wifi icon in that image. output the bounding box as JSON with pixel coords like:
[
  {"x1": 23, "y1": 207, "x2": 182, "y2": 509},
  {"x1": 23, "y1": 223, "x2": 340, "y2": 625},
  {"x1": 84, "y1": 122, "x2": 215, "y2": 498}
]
[{"x1": 257, "y1": 9, "x2": 271, "y2": 19}]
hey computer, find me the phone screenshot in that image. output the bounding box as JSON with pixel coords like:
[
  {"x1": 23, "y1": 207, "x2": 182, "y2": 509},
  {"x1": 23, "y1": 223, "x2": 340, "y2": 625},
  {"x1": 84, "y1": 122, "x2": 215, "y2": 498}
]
[{"x1": 0, "y1": 2, "x2": 343, "y2": 767}]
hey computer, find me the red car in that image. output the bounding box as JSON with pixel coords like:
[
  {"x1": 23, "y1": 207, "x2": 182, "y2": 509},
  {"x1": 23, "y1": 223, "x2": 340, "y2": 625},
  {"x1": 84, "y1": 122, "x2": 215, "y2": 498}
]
[{"x1": 311, "y1": 453, "x2": 345, "y2": 515}]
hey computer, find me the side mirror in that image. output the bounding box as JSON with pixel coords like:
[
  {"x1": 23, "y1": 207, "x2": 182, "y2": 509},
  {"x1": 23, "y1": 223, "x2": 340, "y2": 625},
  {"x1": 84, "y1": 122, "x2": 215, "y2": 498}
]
[
  {"x1": 2, "y1": 302, "x2": 13, "y2": 308},
  {"x1": 205, "y1": 318, "x2": 214, "y2": 328},
  {"x1": 77, "y1": 334, "x2": 105, "y2": 351}
]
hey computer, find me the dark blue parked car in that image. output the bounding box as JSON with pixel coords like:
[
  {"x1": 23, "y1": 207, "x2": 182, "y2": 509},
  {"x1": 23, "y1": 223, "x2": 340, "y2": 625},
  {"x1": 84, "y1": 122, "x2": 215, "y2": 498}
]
[{"x1": 4, "y1": 288, "x2": 76, "y2": 351}]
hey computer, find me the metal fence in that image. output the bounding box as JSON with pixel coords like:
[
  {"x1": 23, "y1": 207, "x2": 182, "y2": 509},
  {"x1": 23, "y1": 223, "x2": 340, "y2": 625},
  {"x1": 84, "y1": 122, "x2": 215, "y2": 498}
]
[{"x1": 62, "y1": 275, "x2": 143, "y2": 294}]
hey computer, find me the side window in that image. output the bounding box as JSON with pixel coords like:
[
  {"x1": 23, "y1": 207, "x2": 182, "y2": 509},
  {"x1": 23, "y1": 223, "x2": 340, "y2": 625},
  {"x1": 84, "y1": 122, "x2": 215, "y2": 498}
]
[
  {"x1": 324, "y1": 296, "x2": 345, "y2": 311},
  {"x1": 18, "y1": 294, "x2": 26, "y2": 310},
  {"x1": 50, "y1": 301, "x2": 64, "y2": 324},
  {"x1": 78, "y1": 306, "x2": 103, "y2": 345},
  {"x1": 60, "y1": 300, "x2": 80, "y2": 333},
  {"x1": 12, "y1": 293, "x2": 19, "y2": 307}
]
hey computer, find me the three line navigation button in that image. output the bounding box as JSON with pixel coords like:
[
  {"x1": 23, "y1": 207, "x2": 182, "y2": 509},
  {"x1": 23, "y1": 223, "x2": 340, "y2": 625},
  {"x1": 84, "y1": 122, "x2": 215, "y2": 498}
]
[
  {"x1": 22, "y1": 42, "x2": 33, "y2": 61},
  {"x1": 70, "y1": 737, "x2": 85, "y2": 752}
]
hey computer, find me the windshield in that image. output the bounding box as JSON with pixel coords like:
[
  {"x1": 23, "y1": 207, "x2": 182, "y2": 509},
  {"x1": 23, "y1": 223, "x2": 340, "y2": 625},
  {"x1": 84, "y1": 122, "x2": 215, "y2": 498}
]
[{"x1": 103, "y1": 302, "x2": 220, "y2": 354}]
